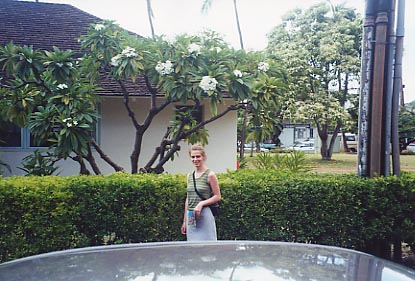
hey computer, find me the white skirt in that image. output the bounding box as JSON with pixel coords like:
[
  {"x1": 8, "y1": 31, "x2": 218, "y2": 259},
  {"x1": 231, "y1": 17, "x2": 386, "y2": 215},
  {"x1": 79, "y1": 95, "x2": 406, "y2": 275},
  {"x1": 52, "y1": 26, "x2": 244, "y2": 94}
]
[{"x1": 186, "y1": 206, "x2": 217, "y2": 241}]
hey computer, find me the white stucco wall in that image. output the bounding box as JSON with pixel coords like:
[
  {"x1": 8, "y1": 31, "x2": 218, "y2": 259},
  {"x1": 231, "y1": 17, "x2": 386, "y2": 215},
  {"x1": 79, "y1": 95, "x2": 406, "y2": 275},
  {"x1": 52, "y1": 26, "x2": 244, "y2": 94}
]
[{"x1": 1, "y1": 96, "x2": 237, "y2": 176}]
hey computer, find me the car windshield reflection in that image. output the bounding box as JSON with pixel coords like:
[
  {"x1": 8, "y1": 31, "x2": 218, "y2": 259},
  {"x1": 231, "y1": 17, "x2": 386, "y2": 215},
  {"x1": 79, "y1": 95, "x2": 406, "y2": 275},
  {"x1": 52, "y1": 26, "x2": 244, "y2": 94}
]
[{"x1": 1, "y1": 241, "x2": 415, "y2": 281}]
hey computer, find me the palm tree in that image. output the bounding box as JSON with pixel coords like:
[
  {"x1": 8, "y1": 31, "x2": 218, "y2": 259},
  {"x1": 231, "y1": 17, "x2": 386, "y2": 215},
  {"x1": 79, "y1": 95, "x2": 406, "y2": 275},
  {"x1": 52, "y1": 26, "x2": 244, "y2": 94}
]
[
  {"x1": 145, "y1": 0, "x2": 155, "y2": 37},
  {"x1": 202, "y1": 0, "x2": 247, "y2": 159},
  {"x1": 201, "y1": 0, "x2": 244, "y2": 49}
]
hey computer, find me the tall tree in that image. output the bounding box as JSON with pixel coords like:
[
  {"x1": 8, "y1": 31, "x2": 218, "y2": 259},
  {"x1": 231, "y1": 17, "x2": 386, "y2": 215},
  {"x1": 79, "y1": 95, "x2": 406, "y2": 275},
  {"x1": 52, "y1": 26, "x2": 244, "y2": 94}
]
[
  {"x1": 398, "y1": 101, "x2": 415, "y2": 150},
  {"x1": 201, "y1": 0, "x2": 244, "y2": 49},
  {"x1": 145, "y1": 0, "x2": 156, "y2": 37},
  {"x1": 266, "y1": 3, "x2": 362, "y2": 160}
]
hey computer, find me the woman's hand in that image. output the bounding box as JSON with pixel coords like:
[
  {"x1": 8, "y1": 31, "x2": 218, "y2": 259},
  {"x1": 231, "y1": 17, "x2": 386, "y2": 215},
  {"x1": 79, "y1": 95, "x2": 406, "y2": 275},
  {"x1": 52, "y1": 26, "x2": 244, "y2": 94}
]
[
  {"x1": 181, "y1": 221, "x2": 186, "y2": 235},
  {"x1": 194, "y1": 203, "x2": 203, "y2": 218}
]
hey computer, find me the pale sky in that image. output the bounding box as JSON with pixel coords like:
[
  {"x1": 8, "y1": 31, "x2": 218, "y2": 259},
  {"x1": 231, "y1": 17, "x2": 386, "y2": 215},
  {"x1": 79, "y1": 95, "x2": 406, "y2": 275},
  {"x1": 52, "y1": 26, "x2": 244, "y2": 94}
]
[{"x1": 41, "y1": 0, "x2": 414, "y2": 102}]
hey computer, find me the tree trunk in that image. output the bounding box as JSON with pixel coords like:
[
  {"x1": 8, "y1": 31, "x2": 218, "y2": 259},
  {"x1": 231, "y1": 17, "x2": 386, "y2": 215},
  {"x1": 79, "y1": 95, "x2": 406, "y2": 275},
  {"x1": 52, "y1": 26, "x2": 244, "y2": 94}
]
[
  {"x1": 239, "y1": 107, "x2": 248, "y2": 159},
  {"x1": 342, "y1": 131, "x2": 350, "y2": 152},
  {"x1": 131, "y1": 129, "x2": 144, "y2": 174},
  {"x1": 72, "y1": 155, "x2": 91, "y2": 175},
  {"x1": 318, "y1": 123, "x2": 341, "y2": 160},
  {"x1": 84, "y1": 145, "x2": 102, "y2": 175},
  {"x1": 318, "y1": 125, "x2": 330, "y2": 160}
]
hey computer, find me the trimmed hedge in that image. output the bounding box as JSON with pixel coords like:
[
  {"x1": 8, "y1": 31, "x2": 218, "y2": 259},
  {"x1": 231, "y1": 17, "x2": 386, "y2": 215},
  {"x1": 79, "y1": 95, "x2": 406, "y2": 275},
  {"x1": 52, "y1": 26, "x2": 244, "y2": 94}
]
[{"x1": 1, "y1": 170, "x2": 415, "y2": 263}]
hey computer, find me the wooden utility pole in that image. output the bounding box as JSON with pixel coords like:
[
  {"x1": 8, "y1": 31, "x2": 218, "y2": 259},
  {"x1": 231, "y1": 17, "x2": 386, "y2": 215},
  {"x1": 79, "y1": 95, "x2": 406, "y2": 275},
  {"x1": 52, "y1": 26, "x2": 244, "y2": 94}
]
[{"x1": 369, "y1": 9, "x2": 388, "y2": 177}]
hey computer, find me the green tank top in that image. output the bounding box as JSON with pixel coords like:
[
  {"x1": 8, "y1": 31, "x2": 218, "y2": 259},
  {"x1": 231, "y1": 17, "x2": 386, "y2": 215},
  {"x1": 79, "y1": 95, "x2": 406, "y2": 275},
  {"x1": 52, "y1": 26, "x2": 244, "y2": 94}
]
[{"x1": 187, "y1": 169, "x2": 212, "y2": 210}]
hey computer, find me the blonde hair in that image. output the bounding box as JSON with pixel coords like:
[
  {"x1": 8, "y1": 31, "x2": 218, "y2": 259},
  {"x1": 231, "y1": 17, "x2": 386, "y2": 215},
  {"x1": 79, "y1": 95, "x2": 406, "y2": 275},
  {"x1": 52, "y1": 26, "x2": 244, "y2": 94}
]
[{"x1": 189, "y1": 144, "x2": 206, "y2": 157}]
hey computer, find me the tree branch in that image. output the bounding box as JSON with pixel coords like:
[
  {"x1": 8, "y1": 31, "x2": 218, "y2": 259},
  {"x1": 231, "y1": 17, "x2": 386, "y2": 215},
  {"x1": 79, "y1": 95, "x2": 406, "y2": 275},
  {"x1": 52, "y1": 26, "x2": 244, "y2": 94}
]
[
  {"x1": 182, "y1": 103, "x2": 243, "y2": 139},
  {"x1": 91, "y1": 138, "x2": 126, "y2": 172}
]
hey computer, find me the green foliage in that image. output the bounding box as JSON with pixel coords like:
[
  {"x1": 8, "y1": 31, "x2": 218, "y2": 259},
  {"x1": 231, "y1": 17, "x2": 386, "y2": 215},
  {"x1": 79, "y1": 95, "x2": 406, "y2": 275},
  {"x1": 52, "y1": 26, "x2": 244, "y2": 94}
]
[
  {"x1": 266, "y1": 3, "x2": 362, "y2": 159},
  {"x1": 0, "y1": 176, "x2": 79, "y2": 261},
  {"x1": 65, "y1": 173, "x2": 185, "y2": 246},
  {"x1": 252, "y1": 152, "x2": 270, "y2": 168},
  {"x1": 2, "y1": 172, "x2": 415, "y2": 263},
  {"x1": 0, "y1": 148, "x2": 11, "y2": 175},
  {"x1": 282, "y1": 150, "x2": 311, "y2": 172},
  {"x1": 399, "y1": 102, "x2": 415, "y2": 148},
  {"x1": 218, "y1": 170, "x2": 415, "y2": 251},
  {"x1": 1, "y1": 20, "x2": 289, "y2": 174},
  {"x1": 253, "y1": 150, "x2": 310, "y2": 172},
  {"x1": 17, "y1": 149, "x2": 60, "y2": 176},
  {"x1": 236, "y1": 156, "x2": 248, "y2": 169},
  {"x1": 0, "y1": 158, "x2": 11, "y2": 175},
  {"x1": 0, "y1": 42, "x2": 100, "y2": 163},
  {"x1": 401, "y1": 150, "x2": 415, "y2": 155}
]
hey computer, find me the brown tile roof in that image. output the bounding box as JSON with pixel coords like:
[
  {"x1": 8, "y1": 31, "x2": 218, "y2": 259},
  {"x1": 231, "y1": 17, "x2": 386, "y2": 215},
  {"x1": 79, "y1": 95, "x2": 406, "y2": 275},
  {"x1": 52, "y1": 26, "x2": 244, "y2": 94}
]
[{"x1": 0, "y1": 0, "x2": 149, "y2": 96}]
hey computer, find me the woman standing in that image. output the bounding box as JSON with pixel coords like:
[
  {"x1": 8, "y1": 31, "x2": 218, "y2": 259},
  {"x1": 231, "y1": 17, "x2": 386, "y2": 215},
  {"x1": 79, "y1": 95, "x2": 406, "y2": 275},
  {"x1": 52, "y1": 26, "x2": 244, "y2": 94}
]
[{"x1": 181, "y1": 144, "x2": 221, "y2": 241}]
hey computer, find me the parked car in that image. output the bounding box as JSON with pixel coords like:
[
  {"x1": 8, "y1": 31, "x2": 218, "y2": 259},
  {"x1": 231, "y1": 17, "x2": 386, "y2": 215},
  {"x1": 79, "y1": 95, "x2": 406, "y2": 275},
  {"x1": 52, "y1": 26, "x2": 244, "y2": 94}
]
[
  {"x1": 261, "y1": 142, "x2": 277, "y2": 150},
  {"x1": 344, "y1": 133, "x2": 358, "y2": 152},
  {"x1": 407, "y1": 143, "x2": 415, "y2": 152},
  {"x1": 288, "y1": 140, "x2": 315, "y2": 152},
  {"x1": 1, "y1": 241, "x2": 414, "y2": 280},
  {"x1": 243, "y1": 143, "x2": 269, "y2": 152}
]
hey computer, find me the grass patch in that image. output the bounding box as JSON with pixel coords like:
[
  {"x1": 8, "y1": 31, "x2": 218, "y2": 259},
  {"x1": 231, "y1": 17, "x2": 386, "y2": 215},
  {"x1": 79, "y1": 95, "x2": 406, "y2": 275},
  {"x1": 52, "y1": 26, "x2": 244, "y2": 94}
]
[{"x1": 243, "y1": 152, "x2": 415, "y2": 173}]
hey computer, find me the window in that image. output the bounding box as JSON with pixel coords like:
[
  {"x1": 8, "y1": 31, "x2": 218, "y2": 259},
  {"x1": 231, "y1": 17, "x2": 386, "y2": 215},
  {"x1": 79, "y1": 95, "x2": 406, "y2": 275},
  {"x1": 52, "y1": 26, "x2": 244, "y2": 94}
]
[
  {"x1": 345, "y1": 135, "x2": 356, "y2": 141},
  {"x1": 0, "y1": 121, "x2": 21, "y2": 147},
  {"x1": 1, "y1": 105, "x2": 101, "y2": 149},
  {"x1": 0, "y1": 121, "x2": 99, "y2": 149}
]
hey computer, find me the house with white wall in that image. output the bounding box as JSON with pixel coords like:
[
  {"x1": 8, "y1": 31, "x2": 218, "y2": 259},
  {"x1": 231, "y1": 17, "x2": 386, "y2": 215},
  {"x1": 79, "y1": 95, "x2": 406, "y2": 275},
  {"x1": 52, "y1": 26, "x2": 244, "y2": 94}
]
[
  {"x1": 279, "y1": 122, "x2": 315, "y2": 147},
  {"x1": 0, "y1": 0, "x2": 237, "y2": 176}
]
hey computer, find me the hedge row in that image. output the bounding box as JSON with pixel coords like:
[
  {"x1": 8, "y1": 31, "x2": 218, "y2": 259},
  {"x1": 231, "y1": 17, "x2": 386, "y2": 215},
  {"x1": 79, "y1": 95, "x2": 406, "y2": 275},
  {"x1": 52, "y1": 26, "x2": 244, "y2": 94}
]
[{"x1": 1, "y1": 171, "x2": 415, "y2": 263}]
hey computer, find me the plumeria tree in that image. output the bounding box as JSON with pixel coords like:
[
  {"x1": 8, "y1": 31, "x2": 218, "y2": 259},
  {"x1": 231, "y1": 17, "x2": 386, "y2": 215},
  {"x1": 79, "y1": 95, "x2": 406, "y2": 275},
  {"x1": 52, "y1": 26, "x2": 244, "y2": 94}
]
[
  {"x1": 0, "y1": 43, "x2": 101, "y2": 174},
  {"x1": 266, "y1": 3, "x2": 362, "y2": 160},
  {"x1": 81, "y1": 22, "x2": 286, "y2": 173},
  {"x1": 1, "y1": 21, "x2": 286, "y2": 174}
]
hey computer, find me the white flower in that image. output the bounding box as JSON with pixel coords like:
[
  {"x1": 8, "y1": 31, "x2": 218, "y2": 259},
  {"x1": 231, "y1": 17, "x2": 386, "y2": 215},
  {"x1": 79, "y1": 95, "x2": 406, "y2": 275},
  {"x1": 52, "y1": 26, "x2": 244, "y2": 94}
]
[
  {"x1": 210, "y1": 46, "x2": 222, "y2": 53},
  {"x1": 258, "y1": 62, "x2": 269, "y2": 72},
  {"x1": 57, "y1": 84, "x2": 68, "y2": 90},
  {"x1": 188, "y1": 43, "x2": 201, "y2": 55},
  {"x1": 121, "y1": 46, "x2": 138, "y2": 58},
  {"x1": 233, "y1": 70, "x2": 242, "y2": 78},
  {"x1": 94, "y1": 24, "x2": 105, "y2": 31},
  {"x1": 155, "y1": 60, "x2": 174, "y2": 76},
  {"x1": 199, "y1": 76, "x2": 218, "y2": 92},
  {"x1": 56, "y1": 63, "x2": 63, "y2": 67},
  {"x1": 62, "y1": 117, "x2": 78, "y2": 127},
  {"x1": 110, "y1": 55, "x2": 121, "y2": 67}
]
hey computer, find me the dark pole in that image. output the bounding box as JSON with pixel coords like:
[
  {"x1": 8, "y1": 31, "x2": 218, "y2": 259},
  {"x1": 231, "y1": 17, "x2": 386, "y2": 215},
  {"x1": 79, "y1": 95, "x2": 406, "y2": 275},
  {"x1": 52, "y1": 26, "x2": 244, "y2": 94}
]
[
  {"x1": 358, "y1": 0, "x2": 377, "y2": 177},
  {"x1": 391, "y1": 0, "x2": 405, "y2": 176},
  {"x1": 383, "y1": 0, "x2": 396, "y2": 176}
]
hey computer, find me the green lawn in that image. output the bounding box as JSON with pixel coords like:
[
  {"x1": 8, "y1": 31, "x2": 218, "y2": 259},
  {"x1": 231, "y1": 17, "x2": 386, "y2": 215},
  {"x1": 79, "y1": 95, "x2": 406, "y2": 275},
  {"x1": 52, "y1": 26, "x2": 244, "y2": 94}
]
[{"x1": 244, "y1": 152, "x2": 415, "y2": 173}]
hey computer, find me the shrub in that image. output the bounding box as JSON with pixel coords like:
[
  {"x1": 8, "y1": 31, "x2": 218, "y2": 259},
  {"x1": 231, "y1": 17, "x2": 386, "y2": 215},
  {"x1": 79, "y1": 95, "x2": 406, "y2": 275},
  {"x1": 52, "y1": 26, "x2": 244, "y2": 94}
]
[
  {"x1": 1, "y1": 171, "x2": 415, "y2": 263},
  {"x1": 253, "y1": 150, "x2": 310, "y2": 172},
  {"x1": 0, "y1": 176, "x2": 76, "y2": 261},
  {"x1": 401, "y1": 150, "x2": 415, "y2": 155},
  {"x1": 17, "y1": 149, "x2": 60, "y2": 176}
]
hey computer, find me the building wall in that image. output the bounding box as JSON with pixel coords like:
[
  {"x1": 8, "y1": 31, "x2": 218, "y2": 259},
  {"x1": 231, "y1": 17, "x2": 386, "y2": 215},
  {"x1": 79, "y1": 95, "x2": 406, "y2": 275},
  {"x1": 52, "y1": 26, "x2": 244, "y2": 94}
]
[{"x1": 0, "y1": 97, "x2": 237, "y2": 176}]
